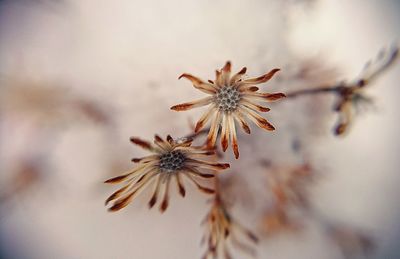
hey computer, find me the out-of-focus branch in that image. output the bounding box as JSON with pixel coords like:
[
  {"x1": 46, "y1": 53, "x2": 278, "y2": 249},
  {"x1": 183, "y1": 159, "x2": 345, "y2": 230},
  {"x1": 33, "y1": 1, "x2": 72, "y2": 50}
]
[
  {"x1": 285, "y1": 46, "x2": 399, "y2": 135},
  {"x1": 287, "y1": 46, "x2": 398, "y2": 98}
]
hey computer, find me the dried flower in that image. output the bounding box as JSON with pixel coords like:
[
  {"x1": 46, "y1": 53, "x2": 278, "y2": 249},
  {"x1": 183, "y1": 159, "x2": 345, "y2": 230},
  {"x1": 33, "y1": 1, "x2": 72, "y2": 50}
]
[
  {"x1": 104, "y1": 135, "x2": 230, "y2": 213},
  {"x1": 171, "y1": 61, "x2": 285, "y2": 158},
  {"x1": 201, "y1": 193, "x2": 258, "y2": 259},
  {"x1": 262, "y1": 163, "x2": 315, "y2": 234}
]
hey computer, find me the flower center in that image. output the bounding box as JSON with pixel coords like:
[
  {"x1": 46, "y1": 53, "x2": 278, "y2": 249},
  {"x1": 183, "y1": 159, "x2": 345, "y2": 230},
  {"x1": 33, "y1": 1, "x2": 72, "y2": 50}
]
[
  {"x1": 159, "y1": 150, "x2": 186, "y2": 172},
  {"x1": 215, "y1": 86, "x2": 241, "y2": 112}
]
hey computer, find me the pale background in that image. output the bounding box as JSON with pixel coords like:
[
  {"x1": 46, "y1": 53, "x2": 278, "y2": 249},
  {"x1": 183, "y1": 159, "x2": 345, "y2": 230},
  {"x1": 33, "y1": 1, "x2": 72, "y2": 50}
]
[{"x1": 0, "y1": 0, "x2": 399, "y2": 258}]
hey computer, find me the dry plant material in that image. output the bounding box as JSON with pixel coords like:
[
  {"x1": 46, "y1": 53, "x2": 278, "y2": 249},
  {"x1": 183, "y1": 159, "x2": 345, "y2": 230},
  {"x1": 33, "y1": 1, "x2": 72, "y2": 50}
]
[
  {"x1": 104, "y1": 135, "x2": 230, "y2": 212},
  {"x1": 262, "y1": 163, "x2": 315, "y2": 234},
  {"x1": 286, "y1": 46, "x2": 398, "y2": 135},
  {"x1": 201, "y1": 191, "x2": 258, "y2": 259},
  {"x1": 171, "y1": 61, "x2": 285, "y2": 158}
]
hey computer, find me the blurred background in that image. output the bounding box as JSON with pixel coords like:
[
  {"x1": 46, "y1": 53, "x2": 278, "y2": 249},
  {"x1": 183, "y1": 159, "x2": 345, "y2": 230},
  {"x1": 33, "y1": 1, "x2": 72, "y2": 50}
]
[{"x1": 0, "y1": 0, "x2": 399, "y2": 258}]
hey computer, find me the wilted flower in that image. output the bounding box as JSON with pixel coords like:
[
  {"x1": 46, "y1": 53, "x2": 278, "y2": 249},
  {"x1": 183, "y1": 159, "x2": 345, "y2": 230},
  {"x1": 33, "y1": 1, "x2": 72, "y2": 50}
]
[
  {"x1": 201, "y1": 192, "x2": 258, "y2": 259},
  {"x1": 171, "y1": 61, "x2": 285, "y2": 158},
  {"x1": 262, "y1": 163, "x2": 315, "y2": 234},
  {"x1": 104, "y1": 135, "x2": 230, "y2": 212}
]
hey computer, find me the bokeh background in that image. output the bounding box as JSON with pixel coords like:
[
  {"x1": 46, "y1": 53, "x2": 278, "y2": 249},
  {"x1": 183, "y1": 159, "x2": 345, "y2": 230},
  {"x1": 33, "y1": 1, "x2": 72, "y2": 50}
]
[{"x1": 0, "y1": 0, "x2": 399, "y2": 258}]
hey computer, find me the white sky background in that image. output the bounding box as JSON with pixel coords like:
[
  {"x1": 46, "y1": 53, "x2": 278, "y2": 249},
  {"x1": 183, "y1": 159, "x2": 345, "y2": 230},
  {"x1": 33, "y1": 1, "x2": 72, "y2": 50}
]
[{"x1": 0, "y1": 0, "x2": 399, "y2": 258}]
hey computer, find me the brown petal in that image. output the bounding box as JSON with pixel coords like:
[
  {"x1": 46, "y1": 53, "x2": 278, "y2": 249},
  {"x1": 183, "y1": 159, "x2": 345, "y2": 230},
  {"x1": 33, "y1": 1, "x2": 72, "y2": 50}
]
[
  {"x1": 166, "y1": 135, "x2": 173, "y2": 144},
  {"x1": 240, "y1": 107, "x2": 275, "y2": 131},
  {"x1": 221, "y1": 61, "x2": 232, "y2": 85},
  {"x1": 244, "y1": 86, "x2": 259, "y2": 92},
  {"x1": 179, "y1": 73, "x2": 217, "y2": 94},
  {"x1": 104, "y1": 173, "x2": 132, "y2": 184},
  {"x1": 227, "y1": 115, "x2": 239, "y2": 159},
  {"x1": 230, "y1": 67, "x2": 247, "y2": 85},
  {"x1": 233, "y1": 112, "x2": 251, "y2": 134},
  {"x1": 154, "y1": 134, "x2": 170, "y2": 150},
  {"x1": 222, "y1": 61, "x2": 231, "y2": 73},
  {"x1": 148, "y1": 175, "x2": 162, "y2": 208},
  {"x1": 185, "y1": 166, "x2": 215, "y2": 178},
  {"x1": 171, "y1": 97, "x2": 213, "y2": 111},
  {"x1": 215, "y1": 70, "x2": 223, "y2": 87},
  {"x1": 242, "y1": 68, "x2": 280, "y2": 85},
  {"x1": 241, "y1": 99, "x2": 271, "y2": 112},
  {"x1": 187, "y1": 158, "x2": 230, "y2": 170},
  {"x1": 195, "y1": 106, "x2": 216, "y2": 133},
  {"x1": 131, "y1": 155, "x2": 158, "y2": 164},
  {"x1": 248, "y1": 92, "x2": 286, "y2": 101},
  {"x1": 175, "y1": 174, "x2": 186, "y2": 197},
  {"x1": 108, "y1": 192, "x2": 135, "y2": 212},
  {"x1": 220, "y1": 115, "x2": 229, "y2": 152},
  {"x1": 261, "y1": 93, "x2": 286, "y2": 101},
  {"x1": 206, "y1": 111, "x2": 222, "y2": 148},
  {"x1": 160, "y1": 198, "x2": 169, "y2": 212},
  {"x1": 159, "y1": 176, "x2": 172, "y2": 213},
  {"x1": 105, "y1": 185, "x2": 130, "y2": 205},
  {"x1": 130, "y1": 137, "x2": 153, "y2": 150}
]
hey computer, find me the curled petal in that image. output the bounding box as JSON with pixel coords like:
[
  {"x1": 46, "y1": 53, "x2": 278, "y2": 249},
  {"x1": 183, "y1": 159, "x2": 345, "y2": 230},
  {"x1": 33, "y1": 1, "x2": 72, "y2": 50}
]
[
  {"x1": 241, "y1": 68, "x2": 280, "y2": 85},
  {"x1": 246, "y1": 92, "x2": 286, "y2": 101},
  {"x1": 171, "y1": 97, "x2": 213, "y2": 111},
  {"x1": 179, "y1": 73, "x2": 217, "y2": 94}
]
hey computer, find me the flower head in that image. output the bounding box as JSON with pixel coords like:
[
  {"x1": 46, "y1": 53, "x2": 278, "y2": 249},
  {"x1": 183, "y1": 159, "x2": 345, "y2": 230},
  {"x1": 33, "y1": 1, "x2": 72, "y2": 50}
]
[
  {"x1": 104, "y1": 135, "x2": 230, "y2": 213},
  {"x1": 171, "y1": 61, "x2": 285, "y2": 159},
  {"x1": 201, "y1": 193, "x2": 258, "y2": 259}
]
